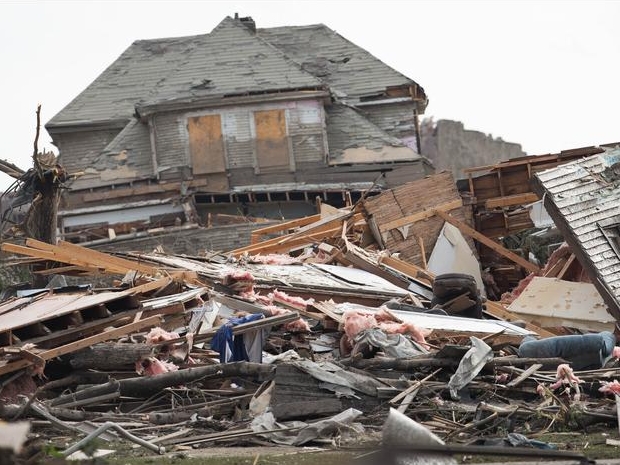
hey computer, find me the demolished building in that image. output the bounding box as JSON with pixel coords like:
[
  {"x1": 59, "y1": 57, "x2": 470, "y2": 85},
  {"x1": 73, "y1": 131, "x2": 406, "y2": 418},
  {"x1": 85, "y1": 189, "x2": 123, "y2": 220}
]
[
  {"x1": 2, "y1": 161, "x2": 620, "y2": 462},
  {"x1": 46, "y1": 15, "x2": 431, "y2": 241}
]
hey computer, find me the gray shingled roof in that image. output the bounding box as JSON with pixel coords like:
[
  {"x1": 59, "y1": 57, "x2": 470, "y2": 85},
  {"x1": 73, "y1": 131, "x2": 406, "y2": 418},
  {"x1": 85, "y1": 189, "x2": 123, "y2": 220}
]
[
  {"x1": 69, "y1": 119, "x2": 154, "y2": 190},
  {"x1": 258, "y1": 24, "x2": 422, "y2": 103},
  {"x1": 48, "y1": 17, "x2": 425, "y2": 128},
  {"x1": 326, "y1": 104, "x2": 420, "y2": 162},
  {"x1": 48, "y1": 17, "x2": 322, "y2": 128}
]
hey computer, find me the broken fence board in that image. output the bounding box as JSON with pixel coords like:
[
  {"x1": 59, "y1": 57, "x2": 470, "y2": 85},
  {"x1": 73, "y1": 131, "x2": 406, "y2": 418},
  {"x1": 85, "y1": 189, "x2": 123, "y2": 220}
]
[{"x1": 506, "y1": 363, "x2": 543, "y2": 387}]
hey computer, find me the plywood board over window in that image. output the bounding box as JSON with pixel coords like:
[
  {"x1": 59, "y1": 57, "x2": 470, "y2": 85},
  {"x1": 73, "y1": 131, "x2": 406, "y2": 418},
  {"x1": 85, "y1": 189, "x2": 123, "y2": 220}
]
[
  {"x1": 188, "y1": 114, "x2": 227, "y2": 175},
  {"x1": 254, "y1": 109, "x2": 291, "y2": 171},
  {"x1": 188, "y1": 114, "x2": 229, "y2": 191}
]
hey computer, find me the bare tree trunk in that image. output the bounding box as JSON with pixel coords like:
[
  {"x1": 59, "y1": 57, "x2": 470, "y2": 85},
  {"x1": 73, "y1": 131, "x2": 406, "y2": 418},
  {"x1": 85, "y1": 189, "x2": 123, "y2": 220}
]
[{"x1": 118, "y1": 362, "x2": 274, "y2": 397}]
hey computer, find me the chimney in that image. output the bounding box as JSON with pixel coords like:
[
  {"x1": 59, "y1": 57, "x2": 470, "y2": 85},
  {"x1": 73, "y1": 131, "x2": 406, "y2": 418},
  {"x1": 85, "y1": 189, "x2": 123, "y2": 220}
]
[{"x1": 234, "y1": 13, "x2": 256, "y2": 33}]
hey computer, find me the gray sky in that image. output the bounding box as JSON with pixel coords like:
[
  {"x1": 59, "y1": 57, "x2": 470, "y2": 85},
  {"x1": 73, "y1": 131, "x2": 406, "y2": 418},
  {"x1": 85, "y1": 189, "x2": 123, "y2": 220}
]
[{"x1": 1, "y1": 0, "x2": 619, "y2": 190}]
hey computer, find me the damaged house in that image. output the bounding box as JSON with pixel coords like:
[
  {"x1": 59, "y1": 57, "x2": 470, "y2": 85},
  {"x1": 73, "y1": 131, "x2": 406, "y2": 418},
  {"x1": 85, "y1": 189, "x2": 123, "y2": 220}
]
[
  {"x1": 532, "y1": 146, "x2": 620, "y2": 320},
  {"x1": 46, "y1": 15, "x2": 429, "y2": 240}
]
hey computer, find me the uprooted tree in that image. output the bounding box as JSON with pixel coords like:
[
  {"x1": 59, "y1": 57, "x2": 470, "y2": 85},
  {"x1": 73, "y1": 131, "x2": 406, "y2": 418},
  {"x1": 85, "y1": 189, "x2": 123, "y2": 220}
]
[{"x1": 0, "y1": 105, "x2": 66, "y2": 287}]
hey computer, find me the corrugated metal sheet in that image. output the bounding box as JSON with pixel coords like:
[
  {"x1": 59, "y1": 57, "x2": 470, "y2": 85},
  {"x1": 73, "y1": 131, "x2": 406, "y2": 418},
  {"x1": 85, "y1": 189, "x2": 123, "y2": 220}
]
[{"x1": 533, "y1": 146, "x2": 620, "y2": 315}]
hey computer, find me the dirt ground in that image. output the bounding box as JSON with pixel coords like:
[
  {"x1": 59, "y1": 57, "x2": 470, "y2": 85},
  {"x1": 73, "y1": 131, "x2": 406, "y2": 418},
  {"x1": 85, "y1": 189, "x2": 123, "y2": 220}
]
[{"x1": 57, "y1": 429, "x2": 620, "y2": 465}]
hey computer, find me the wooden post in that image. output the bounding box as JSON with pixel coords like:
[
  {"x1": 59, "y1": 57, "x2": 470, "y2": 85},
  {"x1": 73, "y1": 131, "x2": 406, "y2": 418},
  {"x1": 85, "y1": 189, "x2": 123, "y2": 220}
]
[{"x1": 418, "y1": 236, "x2": 427, "y2": 269}]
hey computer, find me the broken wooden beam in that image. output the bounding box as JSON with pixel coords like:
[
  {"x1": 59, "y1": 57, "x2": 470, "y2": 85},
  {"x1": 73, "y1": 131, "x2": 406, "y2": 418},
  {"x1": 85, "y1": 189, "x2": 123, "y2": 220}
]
[{"x1": 379, "y1": 199, "x2": 463, "y2": 233}]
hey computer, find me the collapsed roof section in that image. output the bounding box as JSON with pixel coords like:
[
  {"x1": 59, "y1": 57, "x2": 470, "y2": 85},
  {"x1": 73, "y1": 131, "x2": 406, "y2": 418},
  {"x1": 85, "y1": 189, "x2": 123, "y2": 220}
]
[{"x1": 532, "y1": 146, "x2": 620, "y2": 319}]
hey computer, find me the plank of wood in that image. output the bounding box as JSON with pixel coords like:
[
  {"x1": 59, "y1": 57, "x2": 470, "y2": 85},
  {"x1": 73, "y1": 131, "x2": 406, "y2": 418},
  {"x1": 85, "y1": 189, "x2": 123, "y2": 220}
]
[
  {"x1": 557, "y1": 253, "x2": 576, "y2": 279},
  {"x1": 2, "y1": 243, "x2": 88, "y2": 265},
  {"x1": 506, "y1": 363, "x2": 543, "y2": 387},
  {"x1": 542, "y1": 256, "x2": 567, "y2": 277},
  {"x1": 390, "y1": 368, "x2": 441, "y2": 404},
  {"x1": 311, "y1": 301, "x2": 344, "y2": 324},
  {"x1": 379, "y1": 199, "x2": 463, "y2": 233},
  {"x1": 433, "y1": 210, "x2": 541, "y2": 274},
  {"x1": 2, "y1": 242, "x2": 126, "y2": 274},
  {"x1": 0, "y1": 315, "x2": 163, "y2": 376},
  {"x1": 32, "y1": 265, "x2": 101, "y2": 276},
  {"x1": 126, "y1": 271, "x2": 196, "y2": 296},
  {"x1": 250, "y1": 214, "x2": 321, "y2": 243},
  {"x1": 236, "y1": 211, "x2": 363, "y2": 255},
  {"x1": 341, "y1": 245, "x2": 410, "y2": 290},
  {"x1": 377, "y1": 255, "x2": 434, "y2": 287},
  {"x1": 485, "y1": 193, "x2": 539, "y2": 209},
  {"x1": 484, "y1": 300, "x2": 556, "y2": 338},
  {"x1": 57, "y1": 240, "x2": 159, "y2": 275},
  {"x1": 232, "y1": 225, "x2": 344, "y2": 256}
]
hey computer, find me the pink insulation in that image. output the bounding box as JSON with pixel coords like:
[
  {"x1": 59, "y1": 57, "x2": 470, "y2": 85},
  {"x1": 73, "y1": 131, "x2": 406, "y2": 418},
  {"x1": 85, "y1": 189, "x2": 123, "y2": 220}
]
[
  {"x1": 146, "y1": 327, "x2": 180, "y2": 344},
  {"x1": 549, "y1": 363, "x2": 582, "y2": 390},
  {"x1": 223, "y1": 270, "x2": 256, "y2": 293},
  {"x1": 271, "y1": 289, "x2": 314, "y2": 310},
  {"x1": 599, "y1": 380, "x2": 620, "y2": 396},
  {"x1": 136, "y1": 357, "x2": 178, "y2": 376},
  {"x1": 249, "y1": 254, "x2": 300, "y2": 265},
  {"x1": 264, "y1": 305, "x2": 311, "y2": 333},
  {"x1": 343, "y1": 308, "x2": 428, "y2": 345}
]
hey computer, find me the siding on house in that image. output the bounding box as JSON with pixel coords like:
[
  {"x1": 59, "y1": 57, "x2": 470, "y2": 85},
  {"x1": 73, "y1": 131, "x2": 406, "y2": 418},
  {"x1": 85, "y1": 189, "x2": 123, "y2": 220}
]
[
  {"x1": 361, "y1": 102, "x2": 418, "y2": 150},
  {"x1": 152, "y1": 99, "x2": 327, "y2": 187}
]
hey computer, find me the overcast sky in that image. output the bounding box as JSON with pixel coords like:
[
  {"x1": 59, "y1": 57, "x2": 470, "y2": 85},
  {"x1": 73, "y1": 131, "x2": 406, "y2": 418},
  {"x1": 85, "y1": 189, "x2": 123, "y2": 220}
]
[{"x1": 1, "y1": 0, "x2": 619, "y2": 190}]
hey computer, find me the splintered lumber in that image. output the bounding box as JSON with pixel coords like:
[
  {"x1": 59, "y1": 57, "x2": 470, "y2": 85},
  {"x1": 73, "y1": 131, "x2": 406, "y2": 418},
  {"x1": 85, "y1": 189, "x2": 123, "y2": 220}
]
[
  {"x1": 363, "y1": 172, "x2": 467, "y2": 266},
  {"x1": 379, "y1": 199, "x2": 463, "y2": 233},
  {"x1": 557, "y1": 253, "x2": 577, "y2": 279},
  {"x1": 505, "y1": 363, "x2": 543, "y2": 387},
  {"x1": 484, "y1": 193, "x2": 539, "y2": 209},
  {"x1": 118, "y1": 362, "x2": 274, "y2": 397},
  {"x1": 390, "y1": 369, "x2": 441, "y2": 405},
  {"x1": 330, "y1": 243, "x2": 410, "y2": 290},
  {"x1": 230, "y1": 211, "x2": 362, "y2": 257},
  {"x1": 377, "y1": 254, "x2": 434, "y2": 287},
  {"x1": 1, "y1": 239, "x2": 159, "y2": 276},
  {"x1": 311, "y1": 301, "x2": 344, "y2": 324},
  {"x1": 250, "y1": 214, "x2": 321, "y2": 244},
  {"x1": 32, "y1": 238, "x2": 159, "y2": 275},
  {"x1": 0, "y1": 315, "x2": 163, "y2": 376},
  {"x1": 433, "y1": 210, "x2": 540, "y2": 274}
]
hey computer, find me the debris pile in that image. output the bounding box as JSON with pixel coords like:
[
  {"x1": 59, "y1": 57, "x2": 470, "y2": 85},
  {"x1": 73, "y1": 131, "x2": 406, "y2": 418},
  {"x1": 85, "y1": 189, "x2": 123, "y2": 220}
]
[{"x1": 2, "y1": 166, "x2": 620, "y2": 463}]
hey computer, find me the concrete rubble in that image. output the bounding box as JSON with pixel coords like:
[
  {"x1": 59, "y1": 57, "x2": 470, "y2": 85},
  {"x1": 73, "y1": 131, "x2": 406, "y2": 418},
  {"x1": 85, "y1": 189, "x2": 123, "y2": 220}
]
[{"x1": 1, "y1": 165, "x2": 620, "y2": 464}]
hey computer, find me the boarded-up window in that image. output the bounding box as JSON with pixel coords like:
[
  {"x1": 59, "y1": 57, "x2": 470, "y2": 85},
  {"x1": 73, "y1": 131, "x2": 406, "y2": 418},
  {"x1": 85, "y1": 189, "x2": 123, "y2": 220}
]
[
  {"x1": 254, "y1": 109, "x2": 289, "y2": 169},
  {"x1": 188, "y1": 114, "x2": 226, "y2": 174}
]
